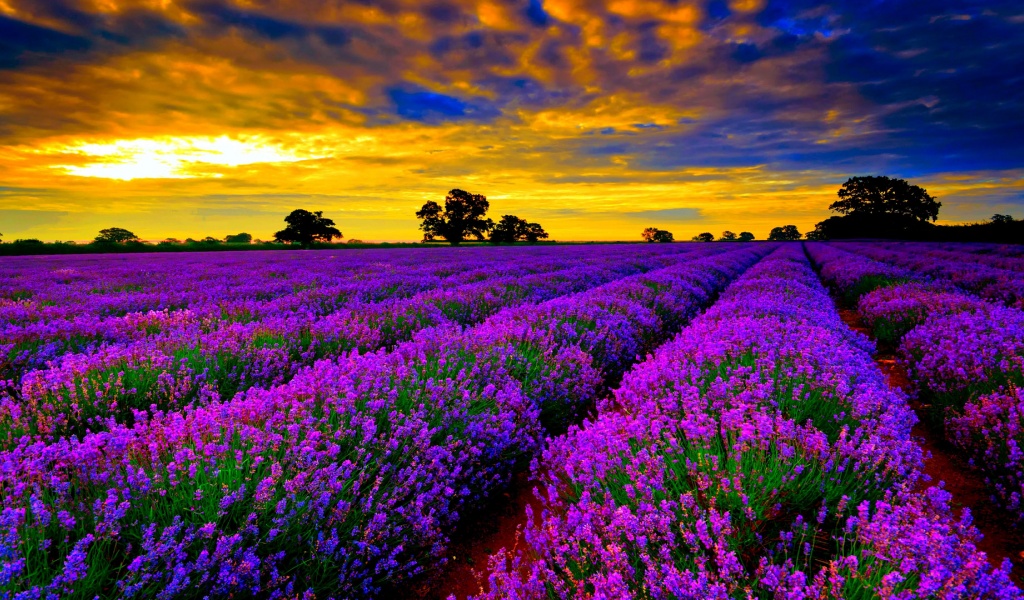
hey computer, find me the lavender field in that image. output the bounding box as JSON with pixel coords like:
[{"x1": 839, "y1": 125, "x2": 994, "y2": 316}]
[{"x1": 1, "y1": 242, "x2": 1023, "y2": 599}]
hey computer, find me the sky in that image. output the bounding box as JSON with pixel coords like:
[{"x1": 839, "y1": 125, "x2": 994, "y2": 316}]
[{"x1": 1, "y1": 0, "x2": 1023, "y2": 242}]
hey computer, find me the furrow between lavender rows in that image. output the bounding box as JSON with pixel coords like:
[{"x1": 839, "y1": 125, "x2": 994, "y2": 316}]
[
  {"x1": 0, "y1": 245, "x2": 769, "y2": 599},
  {"x1": 0, "y1": 245, "x2": 713, "y2": 446},
  {"x1": 475, "y1": 244, "x2": 1019, "y2": 598},
  {"x1": 808, "y1": 242, "x2": 1024, "y2": 526}
]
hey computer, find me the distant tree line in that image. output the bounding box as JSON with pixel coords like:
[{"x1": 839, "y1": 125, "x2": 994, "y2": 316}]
[
  {"x1": 416, "y1": 189, "x2": 549, "y2": 245},
  {"x1": 689, "y1": 230, "x2": 756, "y2": 242}
]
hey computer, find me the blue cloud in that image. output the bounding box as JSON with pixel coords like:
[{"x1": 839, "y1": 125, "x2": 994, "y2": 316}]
[
  {"x1": 192, "y1": 2, "x2": 349, "y2": 46},
  {"x1": 0, "y1": 15, "x2": 91, "y2": 69},
  {"x1": 387, "y1": 87, "x2": 501, "y2": 123},
  {"x1": 525, "y1": 0, "x2": 550, "y2": 27},
  {"x1": 731, "y1": 42, "x2": 762, "y2": 64}
]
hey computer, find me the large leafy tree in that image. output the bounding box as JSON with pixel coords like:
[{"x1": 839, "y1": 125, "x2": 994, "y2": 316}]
[
  {"x1": 416, "y1": 189, "x2": 493, "y2": 245},
  {"x1": 831, "y1": 176, "x2": 940, "y2": 223},
  {"x1": 719, "y1": 230, "x2": 738, "y2": 242},
  {"x1": 490, "y1": 215, "x2": 549, "y2": 243},
  {"x1": 642, "y1": 227, "x2": 674, "y2": 243},
  {"x1": 768, "y1": 225, "x2": 802, "y2": 241},
  {"x1": 738, "y1": 231, "x2": 755, "y2": 241},
  {"x1": 274, "y1": 210, "x2": 342, "y2": 246},
  {"x1": 94, "y1": 227, "x2": 140, "y2": 244},
  {"x1": 691, "y1": 232, "x2": 714, "y2": 242}
]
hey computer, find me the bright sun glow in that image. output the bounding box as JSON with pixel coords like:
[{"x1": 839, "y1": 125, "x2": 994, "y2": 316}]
[{"x1": 49, "y1": 136, "x2": 324, "y2": 180}]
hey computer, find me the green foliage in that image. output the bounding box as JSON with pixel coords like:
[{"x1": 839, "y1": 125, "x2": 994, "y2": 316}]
[
  {"x1": 691, "y1": 232, "x2": 714, "y2": 242},
  {"x1": 224, "y1": 232, "x2": 253, "y2": 244}
]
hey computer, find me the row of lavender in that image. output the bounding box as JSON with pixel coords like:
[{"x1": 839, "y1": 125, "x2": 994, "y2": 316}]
[
  {"x1": 478, "y1": 245, "x2": 1019, "y2": 598},
  {"x1": 809, "y1": 243, "x2": 1024, "y2": 525},
  {"x1": 0, "y1": 245, "x2": 768, "y2": 598},
  {"x1": 828, "y1": 241, "x2": 1024, "y2": 310},
  {"x1": 1, "y1": 245, "x2": 696, "y2": 381},
  {"x1": 0, "y1": 245, "x2": 707, "y2": 447}
]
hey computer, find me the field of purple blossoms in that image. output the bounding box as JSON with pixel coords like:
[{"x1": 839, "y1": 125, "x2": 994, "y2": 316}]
[{"x1": 0, "y1": 242, "x2": 1022, "y2": 599}]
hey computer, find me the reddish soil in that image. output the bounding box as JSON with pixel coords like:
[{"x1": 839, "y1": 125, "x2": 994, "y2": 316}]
[
  {"x1": 838, "y1": 307, "x2": 1024, "y2": 583},
  {"x1": 414, "y1": 470, "x2": 544, "y2": 600}
]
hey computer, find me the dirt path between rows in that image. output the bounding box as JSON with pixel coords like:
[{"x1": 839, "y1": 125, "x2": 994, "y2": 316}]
[
  {"x1": 837, "y1": 307, "x2": 1024, "y2": 584},
  {"x1": 416, "y1": 300, "x2": 1024, "y2": 597},
  {"x1": 411, "y1": 469, "x2": 542, "y2": 600}
]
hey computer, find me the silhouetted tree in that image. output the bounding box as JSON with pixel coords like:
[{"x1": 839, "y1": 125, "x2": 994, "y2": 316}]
[
  {"x1": 832, "y1": 176, "x2": 940, "y2": 223},
  {"x1": 642, "y1": 227, "x2": 674, "y2": 242},
  {"x1": 768, "y1": 225, "x2": 802, "y2": 241},
  {"x1": 719, "y1": 230, "x2": 738, "y2": 242},
  {"x1": 738, "y1": 231, "x2": 755, "y2": 241},
  {"x1": 224, "y1": 232, "x2": 253, "y2": 244},
  {"x1": 805, "y1": 227, "x2": 828, "y2": 240},
  {"x1": 992, "y1": 214, "x2": 1016, "y2": 224},
  {"x1": 94, "y1": 228, "x2": 140, "y2": 244},
  {"x1": 491, "y1": 215, "x2": 550, "y2": 243},
  {"x1": 274, "y1": 210, "x2": 342, "y2": 247},
  {"x1": 692, "y1": 232, "x2": 714, "y2": 242},
  {"x1": 159, "y1": 238, "x2": 182, "y2": 246},
  {"x1": 417, "y1": 189, "x2": 493, "y2": 245}
]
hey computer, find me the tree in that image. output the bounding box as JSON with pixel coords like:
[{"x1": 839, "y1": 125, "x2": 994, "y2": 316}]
[
  {"x1": 94, "y1": 227, "x2": 139, "y2": 244},
  {"x1": 692, "y1": 232, "x2": 714, "y2": 242},
  {"x1": 805, "y1": 226, "x2": 828, "y2": 240},
  {"x1": 416, "y1": 189, "x2": 493, "y2": 245},
  {"x1": 992, "y1": 214, "x2": 1016, "y2": 224},
  {"x1": 274, "y1": 209, "x2": 342, "y2": 247},
  {"x1": 224, "y1": 232, "x2": 253, "y2": 244},
  {"x1": 642, "y1": 227, "x2": 673, "y2": 243},
  {"x1": 159, "y1": 238, "x2": 182, "y2": 246},
  {"x1": 521, "y1": 222, "x2": 549, "y2": 243},
  {"x1": 831, "y1": 176, "x2": 940, "y2": 223},
  {"x1": 719, "y1": 230, "x2": 738, "y2": 242},
  {"x1": 768, "y1": 225, "x2": 802, "y2": 241},
  {"x1": 738, "y1": 231, "x2": 755, "y2": 241},
  {"x1": 491, "y1": 215, "x2": 550, "y2": 243}
]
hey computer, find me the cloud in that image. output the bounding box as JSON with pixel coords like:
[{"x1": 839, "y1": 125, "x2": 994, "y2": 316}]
[
  {"x1": 0, "y1": 209, "x2": 69, "y2": 235},
  {"x1": 0, "y1": 0, "x2": 1021, "y2": 240},
  {"x1": 387, "y1": 86, "x2": 502, "y2": 123},
  {"x1": 625, "y1": 207, "x2": 706, "y2": 221}
]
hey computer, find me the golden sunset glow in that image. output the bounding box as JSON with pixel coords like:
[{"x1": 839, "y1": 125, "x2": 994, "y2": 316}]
[
  {"x1": 0, "y1": 0, "x2": 1021, "y2": 242},
  {"x1": 46, "y1": 136, "x2": 324, "y2": 180}
]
